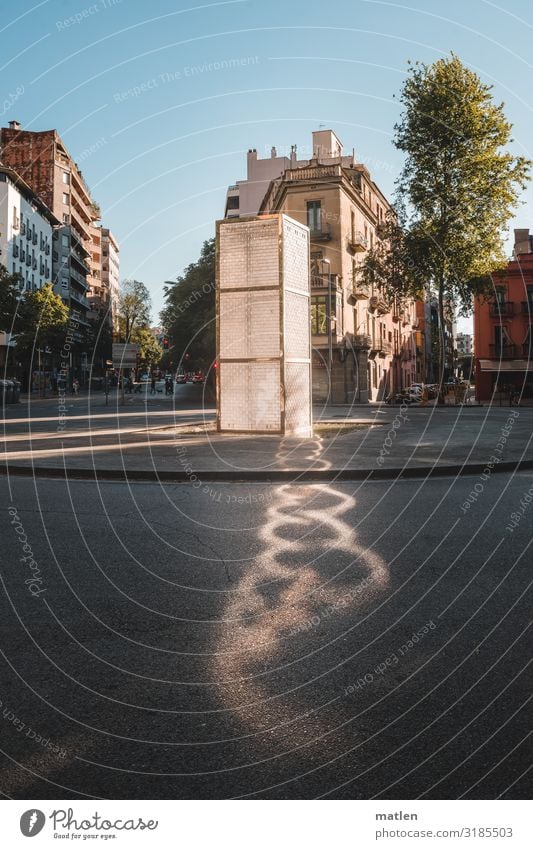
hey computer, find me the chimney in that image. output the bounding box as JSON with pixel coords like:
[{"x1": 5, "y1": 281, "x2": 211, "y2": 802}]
[
  {"x1": 8, "y1": 120, "x2": 21, "y2": 131},
  {"x1": 271, "y1": 146, "x2": 277, "y2": 158},
  {"x1": 513, "y1": 228, "x2": 531, "y2": 257}
]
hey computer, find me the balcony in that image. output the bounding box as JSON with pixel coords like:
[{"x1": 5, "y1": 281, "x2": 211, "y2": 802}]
[
  {"x1": 352, "y1": 334, "x2": 372, "y2": 349},
  {"x1": 309, "y1": 223, "x2": 331, "y2": 242},
  {"x1": 489, "y1": 301, "x2": 514, "y2": 317},
  {"x1": 13, "y1": 244, "x2": 19, "y2": 258},
  {"x1": 19, "y1": 221, "x2": 24, "y2": 235},
  {"x1": 520, "y1": 302, "x2": 533, "y2": 318},
  {"x1": 32, "y1": 233, "x2": 38, "y2": 245},
  {"x1": 369, "y1": 295, "x2": 389, "y2": 315},
  {"x1": 380, "y1": 340, "x2": 392, "y2": 356},
  {"x1": 32, "y1": 258, "x2": 37, "y2": 270},
  {"x1": 346, "y1": 231, "x2": 368, "y2": 253},
  {"x1": 20, "y1": 248, "x2": 25, "y2": 262},
  {"x1": 311, "y1": 272, "x2": 341, "y2": 289},
  {"x1": 489, "y1": 344, "x2": 517, "y2": 358},
  {"x1": 348, "y1": 282, "x2": 370, "y2": 303},
  {"x1": 285, "y1": 164, "x2": 342, "y2": 182}
]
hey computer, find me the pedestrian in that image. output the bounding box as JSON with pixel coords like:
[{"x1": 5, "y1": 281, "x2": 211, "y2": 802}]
[
  {"x1": 73, "y1": 378, "x2": 80, "y2": 395},
  {"x1": 150, "y1": 375, "x2": 156, "y2": 395}
]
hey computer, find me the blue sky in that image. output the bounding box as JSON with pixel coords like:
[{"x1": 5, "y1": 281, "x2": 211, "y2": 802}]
[{"x1": 3, "y1": 0, "x2": 533, "y2": 331}]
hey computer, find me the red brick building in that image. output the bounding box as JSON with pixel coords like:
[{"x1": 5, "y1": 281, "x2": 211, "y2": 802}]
[{"x1": 474, "y1": 229, "x2": 533, "y2": 402}]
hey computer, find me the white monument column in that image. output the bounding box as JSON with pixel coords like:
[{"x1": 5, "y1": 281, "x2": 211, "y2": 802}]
[{"x1": 216, "y1": 214, "x2": 312, "y2": 437}]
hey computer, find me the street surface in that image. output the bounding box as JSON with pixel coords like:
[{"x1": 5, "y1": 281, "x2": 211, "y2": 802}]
[{"x1": 0, "y1": 464, "x2": 531, "y2": 799}]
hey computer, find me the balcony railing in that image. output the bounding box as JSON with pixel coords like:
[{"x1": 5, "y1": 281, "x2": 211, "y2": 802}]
[
  {"x1": 352, "y1": 334, "x2": 372, "y2": 349},
  {"x1": 380, "y1": 340, "x2": 392, "y2": 355},
  {"x1": 369, "y1": 295, "x2": 390, "y2": 315},
  {"x1": 489, "y1": 344, "x2": 516, "y2": 358},
  {"x1": 285, "y1": 165, "x2": 342, "y2": 182},
  {"x1": 348, "y1": 282, "x2": 370, "y2": 303},
  {"x1": 309, "y1": 223, "x2": 331, "y2": 242},
  {"x1": 489, "y1": 301, "x2": 514, "y2": 317},
  {"x1": 346, "y1": 231, "x2": 368, "y2": 253},
  {"x1": 311, "y1": 272, "x2": 341, "y2": 289}
]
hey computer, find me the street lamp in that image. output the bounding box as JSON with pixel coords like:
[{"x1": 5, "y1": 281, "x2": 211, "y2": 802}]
[{"x1": 320, "y1": 258, "x2": 333, "y2": 400}]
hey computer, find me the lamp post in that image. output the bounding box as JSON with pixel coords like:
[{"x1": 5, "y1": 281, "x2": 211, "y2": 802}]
[{"x1": 320, "y1": 258, "x2": 332, "y2": 401}]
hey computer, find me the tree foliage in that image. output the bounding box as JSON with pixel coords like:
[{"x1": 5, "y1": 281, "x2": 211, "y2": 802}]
[
  {"x1": 130, "y1": 325, "x2": 163, "y2": 367},
  {"x1": 394, "y1": 53, "x2": 530, "y2": 311},
  {"x1": 160, "y1": 239, "x2": 215, "y2": 369},
  {"x1": 118, "y1": 279, "x2": 151, "y2": 340},
  {"x1": 0, "y1": 265, "x2": 21, "y2": 332},
  {"x1": 11, "y1": 282, "x2": 69, "y2": 355}
]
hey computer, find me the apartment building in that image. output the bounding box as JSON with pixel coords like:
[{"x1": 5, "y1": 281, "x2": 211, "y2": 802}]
[
  {"x1": 101, "y1": 227, "x2": 120, "y2": 330},
  {"x1": 474, "y1": 228, "x2": 533, "y2": 402},
  {"x1": 240, "y1": 129, "x2": 422, "y2": 402},
  {"x1": 0, "y1": 120, "x2": 99, "y2": 337},
  {"x1": 456, "y1": 332, "x2": 473, "y2": 357},
  {"x1": 0, "y1": 165, "x2": 57, "y2": 368}
]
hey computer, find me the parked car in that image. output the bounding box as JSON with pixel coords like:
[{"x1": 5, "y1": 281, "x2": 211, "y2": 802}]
[
  {"x1": 192, "y1": 373, "x2": 204, "y2": 384},
  {"x1": 175, "y1": 373, "x2": 186, "y2": 384}
]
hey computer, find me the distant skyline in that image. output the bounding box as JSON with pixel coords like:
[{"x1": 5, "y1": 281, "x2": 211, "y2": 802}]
[{"x1": 3, "y1": 0, "x2": 533, "y2": 335}]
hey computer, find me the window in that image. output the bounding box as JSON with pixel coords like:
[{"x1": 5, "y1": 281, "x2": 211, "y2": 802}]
[
  {"x1": 226, "y1": 196, "x2": 239, "y2": 210},
  {"x1": 311, "y1": 295, "x2": 328, "y2": 335},
  {"x1": 62, "y1": 172, "x2": 70, "y2": 184},
  {"x1": 61, "y1": 234, "x2": 69, "y2": 248},
  {"x1": 63, "y1": 213, "x2": 69, "y2": 224},
  {"x1": 307, "y1": 200, "x2": 322, "y2": 233},
  {"x1": 63, "y1": 193, "x2": 69, "y2": 205},
  {"x1": 527, "y1": 286, "x2": 533, "y2": 305}
]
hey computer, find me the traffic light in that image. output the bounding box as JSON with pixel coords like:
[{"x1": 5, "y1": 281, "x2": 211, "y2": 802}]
[{"x1": 163, "y1": 337, "x2": 169, "y2": 350}]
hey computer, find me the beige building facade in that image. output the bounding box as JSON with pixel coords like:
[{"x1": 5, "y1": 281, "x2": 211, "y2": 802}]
[{"x1": 249, "y1": 130, "x2": 421, "y2": 403}]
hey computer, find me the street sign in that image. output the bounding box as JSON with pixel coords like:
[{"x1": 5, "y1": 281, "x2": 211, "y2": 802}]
[{"x1": 112, "y1": 343, "x2": 139, "y2": 368}]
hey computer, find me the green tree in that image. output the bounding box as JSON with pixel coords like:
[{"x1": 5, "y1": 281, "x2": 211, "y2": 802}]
[
  {"x1": 14, "y1": 283, "x2": 69, "y2": 354},
  {"x1": 0, "y1": 264, "x2": 22, "y2": 334},
  {"x1": 392, "y1": 53, "x2": 530, "y2": 398},
  {"x1": 160, "y1": 239, "x2": 215, "y2": 371},
  {"x1": 130, "y1": 325, "x2": 163, "y2": 368},
  {"x1": 118, "y1": 279, "x2": 151, "y2": 340}
]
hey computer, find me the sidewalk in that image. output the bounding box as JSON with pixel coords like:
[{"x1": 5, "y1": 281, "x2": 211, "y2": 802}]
[{"x1": 1, "y1": 402, "x2": 532, "y2": 481}]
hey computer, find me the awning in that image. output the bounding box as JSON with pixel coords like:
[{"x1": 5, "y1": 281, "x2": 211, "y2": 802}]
[{"x1": 479, "y1": 359, "x2": 532, "y2": 372}]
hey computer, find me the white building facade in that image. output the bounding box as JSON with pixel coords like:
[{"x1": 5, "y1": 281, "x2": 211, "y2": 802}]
[
  {"x1": 0, "y1": 165, "x2": 55, "y2": 292},
  {"x1": 0, "y1": 166, "x2": 56, "y2": 363}
]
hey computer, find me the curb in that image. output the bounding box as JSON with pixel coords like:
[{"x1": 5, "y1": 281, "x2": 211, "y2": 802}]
[{"x1": 1, "y1": 459, "x2": 532, "y2": 483}]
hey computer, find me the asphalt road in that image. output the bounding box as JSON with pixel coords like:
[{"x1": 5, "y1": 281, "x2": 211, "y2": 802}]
[{"x1": 0, "y1": 472, "x2": 530, "y2": 799}]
